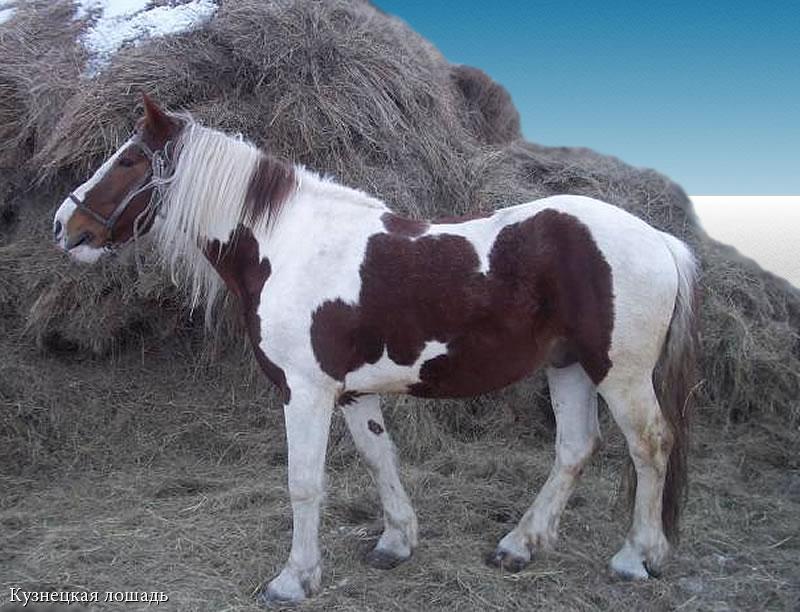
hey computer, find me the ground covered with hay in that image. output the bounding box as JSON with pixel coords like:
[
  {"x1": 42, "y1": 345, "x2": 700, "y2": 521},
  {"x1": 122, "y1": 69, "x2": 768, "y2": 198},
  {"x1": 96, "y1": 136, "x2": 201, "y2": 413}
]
[{"x1": 1, "y1": 1, "x2": 798, "y2": 610}]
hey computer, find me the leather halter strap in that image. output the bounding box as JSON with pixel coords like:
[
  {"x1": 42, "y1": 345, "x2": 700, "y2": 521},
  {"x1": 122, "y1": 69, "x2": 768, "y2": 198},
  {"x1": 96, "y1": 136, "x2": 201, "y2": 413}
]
[{"x1": 67, "y1": 139, "x2": 168, "y2": 242}]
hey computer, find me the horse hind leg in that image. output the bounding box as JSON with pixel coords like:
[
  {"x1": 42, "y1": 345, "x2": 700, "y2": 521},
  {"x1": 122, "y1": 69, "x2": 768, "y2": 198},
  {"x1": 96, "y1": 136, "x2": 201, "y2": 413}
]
[
  {"x1": 599, "y1": 370, "x2": 673, "y2": 579},
  {"x1": 488, "y1": 363, "x2": 600, "y2": 571},
  {"x1": 340, "y1": 394, "x2": 418, "y2": 569}
]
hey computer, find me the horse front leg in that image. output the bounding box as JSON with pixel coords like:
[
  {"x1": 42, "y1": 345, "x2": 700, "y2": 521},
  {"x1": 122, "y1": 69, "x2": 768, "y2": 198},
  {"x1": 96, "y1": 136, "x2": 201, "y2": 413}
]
[
  {"x1": 341, "y1": 394, "x2": 418, "y2": 568},
  {"x1": 259, "y1": 383, "x2": 335, "y2": 605}
]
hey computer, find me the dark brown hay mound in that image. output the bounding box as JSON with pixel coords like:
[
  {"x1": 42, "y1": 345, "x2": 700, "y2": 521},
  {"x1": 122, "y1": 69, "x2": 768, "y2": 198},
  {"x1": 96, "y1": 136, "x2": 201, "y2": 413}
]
[{"x1": 0, "y1": 0, "x2": 798, "y2": 477}]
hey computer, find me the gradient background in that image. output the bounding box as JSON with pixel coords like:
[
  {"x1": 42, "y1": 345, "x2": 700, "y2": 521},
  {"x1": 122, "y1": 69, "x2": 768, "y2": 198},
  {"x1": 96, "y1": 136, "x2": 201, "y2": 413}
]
[
  {"x1": 375, "y1": 1, "x2": 799, "y2": 196},
  {"x1": 375, "y1": 1, "x2": 799, "y2": 286}
]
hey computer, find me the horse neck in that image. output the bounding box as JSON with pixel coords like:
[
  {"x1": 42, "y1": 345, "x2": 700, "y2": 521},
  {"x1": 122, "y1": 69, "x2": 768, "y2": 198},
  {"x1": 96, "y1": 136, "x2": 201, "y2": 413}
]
[
  {"x1": 253, "y1": 168, "x2": 390, "y2": 263},
  {"x1": 162, "y1": 122, "x2": 387, "y2": 251},
  {"x1": 156, "y1": 124, "x2": 390, "y2": 310},
  {"x1": 160, "y1": 126, "x2": 256, "y2": 244},
  {"x1": 154, "y1": 124, "x2": 267, "y2": 310}
]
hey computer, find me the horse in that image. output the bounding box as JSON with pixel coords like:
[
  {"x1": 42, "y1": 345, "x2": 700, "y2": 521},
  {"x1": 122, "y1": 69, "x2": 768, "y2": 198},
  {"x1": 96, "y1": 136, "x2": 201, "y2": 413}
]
[{"x1": 53, "y1": 94, "x2": 698, "y2": 605}]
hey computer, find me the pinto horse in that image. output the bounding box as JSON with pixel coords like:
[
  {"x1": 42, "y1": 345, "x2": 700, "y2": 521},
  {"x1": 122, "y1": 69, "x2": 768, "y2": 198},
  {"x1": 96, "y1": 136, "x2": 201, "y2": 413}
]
[{"x1": 54, "y1": 95, "x2": 698, "y2": 605}]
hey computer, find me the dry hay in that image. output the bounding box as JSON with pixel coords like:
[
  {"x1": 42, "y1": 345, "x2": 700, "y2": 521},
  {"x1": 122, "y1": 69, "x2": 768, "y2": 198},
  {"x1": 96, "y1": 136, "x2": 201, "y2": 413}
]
[{"x1": 0, "y1": 1, "x2": 798, "y2": 610}]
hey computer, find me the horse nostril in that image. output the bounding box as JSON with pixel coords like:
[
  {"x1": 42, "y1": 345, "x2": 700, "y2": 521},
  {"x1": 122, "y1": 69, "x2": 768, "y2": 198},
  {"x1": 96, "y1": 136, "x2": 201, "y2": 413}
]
[
  {"x1": 53, "y1": 220, "x2": 63, "y2": 239},
  {"x1": 66, "y1": 230, "x2": 95, "y2": 250},
  {"x1": 78, "y1": 231, "x2": 95, "y2": 247}
]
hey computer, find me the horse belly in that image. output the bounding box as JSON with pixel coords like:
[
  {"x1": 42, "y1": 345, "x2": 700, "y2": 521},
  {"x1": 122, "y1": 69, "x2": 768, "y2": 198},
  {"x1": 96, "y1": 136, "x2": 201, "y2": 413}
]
[{"x1": 407, "y1": 327, "x2": 554, "y2": 398}]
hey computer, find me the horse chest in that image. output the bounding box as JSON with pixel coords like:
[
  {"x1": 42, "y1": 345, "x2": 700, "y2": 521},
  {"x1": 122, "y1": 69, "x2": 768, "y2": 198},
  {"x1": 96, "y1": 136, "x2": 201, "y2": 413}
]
[{"x1": 203, "y1": 226, "x2": 291, "y2": 402}]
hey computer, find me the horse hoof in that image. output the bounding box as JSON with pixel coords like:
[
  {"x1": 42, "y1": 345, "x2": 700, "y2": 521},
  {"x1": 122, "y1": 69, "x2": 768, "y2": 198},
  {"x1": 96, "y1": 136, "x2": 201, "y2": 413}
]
[
  {"x1": 610, "y1": 555, "x2": 650, "y2": 581},
  {"x1": 256, "y1": 567, "x2": 316, "y2": 607},
  {"x1": 485, "y1": 549, "x2": 529, "y2": 573},
  {"x1": 365, "y1": 548, "x2": 410, "y2": 570},
  {"x1": 256, "y1": 586, "x2": 305, "y2": 608},
  {"x1": 611, "y1": 565, "x2": 650, "y2": 581}
]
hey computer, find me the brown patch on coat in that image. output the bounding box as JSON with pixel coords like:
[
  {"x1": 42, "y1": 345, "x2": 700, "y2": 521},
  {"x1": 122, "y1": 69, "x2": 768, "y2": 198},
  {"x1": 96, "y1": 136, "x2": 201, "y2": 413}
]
[
  {"x1": 367, "y1": 419, "x2": 384, "y2": 435},
  {"x1": 381, "y1": 212, "x2": 429, "y2": 237},
  {"x1": 381, "y1": 210, "x2": 494, "y2": 237},
  {"x1": 204, "y1": 225, "x2": 290, "y2": 403},
  {"x1": 244, "y1": 154, "x2": 296, "y2": 228},
  {"x1": 310, "y1": 209, "x2": 613, "y2": 398}
]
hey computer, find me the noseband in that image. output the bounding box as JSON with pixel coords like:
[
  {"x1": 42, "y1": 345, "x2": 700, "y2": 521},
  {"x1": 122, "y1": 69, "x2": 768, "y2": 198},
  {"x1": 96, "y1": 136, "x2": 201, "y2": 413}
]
[{"x1": 68, "y1": 138, "x2": 173, "y2": 243}]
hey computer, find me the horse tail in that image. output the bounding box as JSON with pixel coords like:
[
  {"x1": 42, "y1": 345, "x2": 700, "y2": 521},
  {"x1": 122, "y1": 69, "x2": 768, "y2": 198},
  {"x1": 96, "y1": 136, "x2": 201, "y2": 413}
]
[{"x1": 653, "y1": 231, "x2": 699, "y2": 542}]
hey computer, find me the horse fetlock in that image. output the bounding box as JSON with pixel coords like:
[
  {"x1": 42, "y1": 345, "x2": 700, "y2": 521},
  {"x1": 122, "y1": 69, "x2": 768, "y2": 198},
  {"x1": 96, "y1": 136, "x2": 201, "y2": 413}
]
[
  {"x1": 366, "y1": 522, "x2": 415, "y2": 569},
  {"x1": 378, "y1": 523, "x2": 415, "y2": 556},
  {"x1": 638, "y1": 532, "x2": 670, "y2": 575}
]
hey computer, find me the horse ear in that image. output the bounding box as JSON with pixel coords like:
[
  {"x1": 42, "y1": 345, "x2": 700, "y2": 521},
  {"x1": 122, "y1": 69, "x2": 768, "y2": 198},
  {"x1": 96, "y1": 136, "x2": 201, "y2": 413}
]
[{"x1": 141, "y1": 93, "x2": 169, "y2": 131}]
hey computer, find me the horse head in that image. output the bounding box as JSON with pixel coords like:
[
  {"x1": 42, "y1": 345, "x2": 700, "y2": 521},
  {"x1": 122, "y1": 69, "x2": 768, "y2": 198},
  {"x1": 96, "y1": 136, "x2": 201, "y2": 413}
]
[{"x1": 53, "y1": 94, "x2": 182, "y2": 262}]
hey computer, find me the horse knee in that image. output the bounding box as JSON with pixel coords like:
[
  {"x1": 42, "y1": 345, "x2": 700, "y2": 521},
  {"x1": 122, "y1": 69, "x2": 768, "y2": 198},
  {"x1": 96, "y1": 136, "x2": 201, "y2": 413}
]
[
  {"x1": 557, "y1": 432, "x2": 600, "y2": 476},
  {"x1": 287, "y1": 472, "x2": 325, "y2": 505},
  {"x1": 628, "y1": 418, "x2": 673, "y2": 476}
]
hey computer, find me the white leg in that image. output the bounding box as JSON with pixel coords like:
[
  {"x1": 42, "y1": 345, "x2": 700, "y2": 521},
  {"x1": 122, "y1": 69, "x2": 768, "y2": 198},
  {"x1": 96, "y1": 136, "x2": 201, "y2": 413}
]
[
  {"x1": 599, "y1": 373, "x2": 672, "y2": 580},
  {"x1": 489, "y1": 364, "x2": 600, "y2": 571},
  {"x1": 341, "y1": 394, "x2": 418, "y2": 568},
  {"x1": 260, "y1": 384, "x2": 334, "y2": 604}
]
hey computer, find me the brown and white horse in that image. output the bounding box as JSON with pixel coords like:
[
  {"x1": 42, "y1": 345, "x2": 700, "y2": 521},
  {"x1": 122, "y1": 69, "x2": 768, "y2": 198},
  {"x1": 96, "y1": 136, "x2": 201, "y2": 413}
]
[{"x1": 54, "y1": 96, "x2": 697, "y2": 605}]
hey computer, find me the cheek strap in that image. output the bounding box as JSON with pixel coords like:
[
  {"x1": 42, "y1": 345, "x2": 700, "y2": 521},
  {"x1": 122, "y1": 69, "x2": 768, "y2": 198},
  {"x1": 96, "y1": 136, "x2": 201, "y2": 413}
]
[
  {"x1": 66, "y1": 138, "x2": 171, "y2": 242},
  {"x1": 68, "y1": 173, "x2": 153, "y2": 240}
]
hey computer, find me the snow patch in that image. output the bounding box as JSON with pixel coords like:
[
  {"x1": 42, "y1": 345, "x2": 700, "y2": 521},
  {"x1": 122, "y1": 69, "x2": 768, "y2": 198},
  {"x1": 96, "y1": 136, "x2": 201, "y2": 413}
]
[
  {"x1": 76, "y1": 0, "x2": 217, "y2": 76},
  {"x1": 0, "y1": 5, "x2": 15, "y2": 25}
]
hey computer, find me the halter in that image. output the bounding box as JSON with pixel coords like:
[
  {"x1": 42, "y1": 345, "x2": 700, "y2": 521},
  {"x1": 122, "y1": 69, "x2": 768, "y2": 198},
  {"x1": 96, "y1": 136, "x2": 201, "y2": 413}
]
[{"x1": 68, "y1": 138, "x2": 173, "y2": 243}]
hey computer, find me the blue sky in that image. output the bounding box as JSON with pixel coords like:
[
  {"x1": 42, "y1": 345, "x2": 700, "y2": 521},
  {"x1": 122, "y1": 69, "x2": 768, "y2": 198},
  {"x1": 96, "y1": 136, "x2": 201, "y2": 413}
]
[{"x1": 375, "y1": 1, "x2": 799, "y2": 195}]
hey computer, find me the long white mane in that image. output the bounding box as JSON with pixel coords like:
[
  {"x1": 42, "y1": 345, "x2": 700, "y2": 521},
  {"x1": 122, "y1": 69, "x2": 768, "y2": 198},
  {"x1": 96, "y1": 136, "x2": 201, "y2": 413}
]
[
  {"x1": 147, "y1": 116, "x2": 387, "y2": 320},
  {"x1": 153, "y1": 118, "x2": 293, "y2": 313}
]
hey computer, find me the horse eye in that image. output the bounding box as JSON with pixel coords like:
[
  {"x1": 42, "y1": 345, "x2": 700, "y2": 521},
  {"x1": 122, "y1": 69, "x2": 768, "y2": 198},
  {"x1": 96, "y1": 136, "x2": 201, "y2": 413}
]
[{"x1": 118, "y1": 157, "x2": 135, "y2": 168}]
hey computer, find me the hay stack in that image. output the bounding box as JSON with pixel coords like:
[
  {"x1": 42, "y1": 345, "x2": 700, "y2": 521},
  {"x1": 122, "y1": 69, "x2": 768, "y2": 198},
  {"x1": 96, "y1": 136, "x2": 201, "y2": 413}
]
[{"x1": 1, "y1": 0, "x2": 797, "y2": 471}]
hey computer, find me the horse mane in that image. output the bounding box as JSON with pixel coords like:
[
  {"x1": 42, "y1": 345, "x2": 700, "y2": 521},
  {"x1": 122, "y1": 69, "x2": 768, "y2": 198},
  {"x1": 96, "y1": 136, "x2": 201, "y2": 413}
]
[{"x1": 153, "y1": 116, "x2": 298, "y2": 314}]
